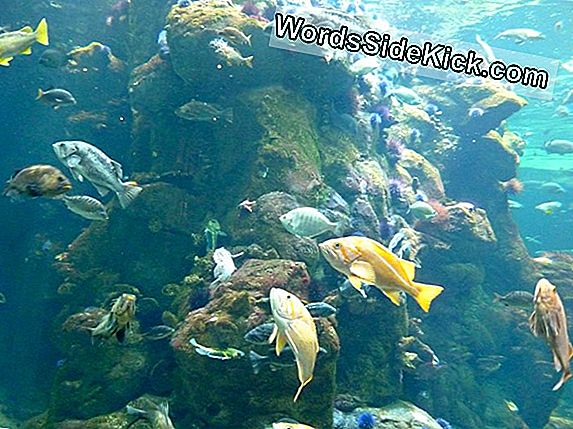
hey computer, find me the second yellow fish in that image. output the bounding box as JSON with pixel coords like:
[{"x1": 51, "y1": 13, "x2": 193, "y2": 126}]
[{"x1": 319, "y1": 236, "x2": 444, "y2": 312}]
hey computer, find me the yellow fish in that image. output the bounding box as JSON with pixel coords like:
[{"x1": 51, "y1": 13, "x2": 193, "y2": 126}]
[
  {"x1": 319, "y1": 236, "x2": 443, "y2": 312},
  {"x1": 0, "y1": 18, "x2": 49, "y2": 66},
  {"x1": 269, "y1": 288, "x2": 319, "y2": 402}
]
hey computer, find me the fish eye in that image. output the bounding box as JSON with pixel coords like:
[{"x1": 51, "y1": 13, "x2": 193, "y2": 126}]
[{"x1": 334, "y1": 243, "x2": 341, "y2": 249}]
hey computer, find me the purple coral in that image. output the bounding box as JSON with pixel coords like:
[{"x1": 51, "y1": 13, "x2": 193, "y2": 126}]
[
  {"x1": 388, "y1": 177, "x2": 406, "y2": 202},
  {"x1": 385, "y1": 137, "x2": 405, "y2": 164},
  {"x1": 241, "y1": 1, "x2": 261, "y2": 17}
]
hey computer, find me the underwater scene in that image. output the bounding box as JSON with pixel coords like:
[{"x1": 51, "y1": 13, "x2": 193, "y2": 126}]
[{"x1": 0, "y1": 0, "x2": 572, "y2": 428}]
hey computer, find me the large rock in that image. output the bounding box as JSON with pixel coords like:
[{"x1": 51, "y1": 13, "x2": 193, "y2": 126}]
[{"x1": 171, "y1": 258, "x2": 339, "y2": 429}]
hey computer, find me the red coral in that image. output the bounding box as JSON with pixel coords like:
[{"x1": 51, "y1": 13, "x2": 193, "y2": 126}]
[{"x1": 428, "y1": 199, "x2": 450, "y2": 225}]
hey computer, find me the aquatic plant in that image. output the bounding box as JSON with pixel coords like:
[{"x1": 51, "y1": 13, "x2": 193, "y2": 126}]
[
  {"x1": 500, "y1": 178, "x2": 523, "y2": 195},
  {"x1": 356, "y1": 411, "x2": 376, "y2": 429}
]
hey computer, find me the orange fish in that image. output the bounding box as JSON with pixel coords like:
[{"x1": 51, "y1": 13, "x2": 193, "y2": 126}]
[
  {"x1": 529, "y1": 278, "x2": 573, "y2": 390},
  {"x1": 319, "y1": 236, "x2": 443, "y2": 312}
]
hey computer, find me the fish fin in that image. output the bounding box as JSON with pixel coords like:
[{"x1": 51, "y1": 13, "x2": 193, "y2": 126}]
[
  {"x1": 93, "y1": 183, "x2": 110, "y2": 196},
  {"x1": 66, "y1": 154, "x2": 81, "y2": 168},
  {"x1": 412, "y1": 282, "x2": 444, "y2": 312},
  {"x1": 21, "y1": 47, "x2": 32, "y2": 55},
  {"x1": 553, "y1": 370, "x2": 572, "y2": 391},
  {"x1": 275, "y1": 331, "x2": 287, "y2": 356},
  {"x1": 244, "y1": 56, "x2": 254, "y2": 68},
  {"x1": 126, "y1": 405, "x2": 147, "y2": 417},
  {"x1": 268, "y1": 324, "x2": 278, "y2": 344},
  {"x1": 381, "y1": 289, "x2": 402, "y2": 306},
  {"x1": 249, "y1": 350, "x2": 266, "y2": 374},
  {"x1": 246, "y1": 34, "x2": 252, "y2": 46},
  {"x1": 293, "y1": 375, "x2": 312, "y2": 402},
  {"x1": 569, "y1": 344, "x2": 573, "y2": 360},
  {"x1": 349, "y1": 261, "x2": 376, "y2": 284},
  {"x1": 116, "y1": 327, "x2": 126, "y2": 343},
  {"x1": 35, "y1": 18, "x2": 49, "y2": 46},
  {"x1": 399, "y1": 258, "x2": 416, "y2": 281},
  {"x1": 25, "y1": 183, "x2": 43, "y2": 197},
  {"x1": 36, "y1": 89, "x2": 44, "y2": 100},
  {"x1": 0, "y1": 57, "x2": 13, "y2": 66},
  {"x1": 493, "y1": 292, "x2": 502, "y2": 303},
  {"x1": 117, "y1": 182, "x2": 143, "y2": 208},
  {"x1": 348, "y1": 275, "x2": 367, "y2": 297},
  {"x1": 20, "y1": 26, "x2": 33, "y2": 33},
  {"x1": 333, "y1": 221, "x2": 345, "y2": 236},
  {"x1": 110, "y1": 160, "x2": 124, "y2": 179}
]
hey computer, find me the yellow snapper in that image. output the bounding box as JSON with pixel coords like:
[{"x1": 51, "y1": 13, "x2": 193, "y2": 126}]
[
  {"x1": 269, "y1": 288, "x2": 319, "y2": 402},
  {"x1": 0, "y1": 18, "x2": 49, "y2": 66},
  {"x1": 319, "y1": 236, "x2": 443, "y2": 312}
]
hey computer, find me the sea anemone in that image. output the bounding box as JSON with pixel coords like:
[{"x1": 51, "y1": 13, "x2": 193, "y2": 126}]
[
  {"x1": 427, "y1": 199, "x2": 450, "y2": 225},
  {"x1": 356, "y1": 412, "x2": 376, "y2": 429},
  {"x1": 501, "y1": 178, "x2": 523, "y2": 195},
  {"x1": 388, "y1": 177, "x2": 406, "y2": 202},
  {"x1": 241, "y1": 1, "x2": 260, "y2": 17},
  {"x1": 371, "y1": 104, "x2": 397, "y2": 128},
  {"x1": 379, "y1": 216, "x2": 396, "y2": 240}
]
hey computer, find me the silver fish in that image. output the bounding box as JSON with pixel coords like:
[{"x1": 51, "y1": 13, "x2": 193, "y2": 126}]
[
  {"x1": 52, "y1": 140, "x2": 142, "y2": 208},
  {"x1": 305, "y1": 302, "x2": 337, "y2": 318},
  {"x1": 127, "y1": 401, "x2": 175, "y2": 429},
  {"x1": 244, "y1": 323, "x2": 275, "y2": 345},
  {"x1": 62, "y1": 195, "x2": 108, "y2": 221},
  {"x1": 279, "y1": 207, "x2": 342, "y2": 238},
  {"x1": 91, "y1": 293, "x2": 137, "y2": 343},
  {"x1": 529, "y1": 278, "x2": 573, "y2": 391},
  {"x1": 143, "y1": 325, "x2": 176, "y2": 341}
]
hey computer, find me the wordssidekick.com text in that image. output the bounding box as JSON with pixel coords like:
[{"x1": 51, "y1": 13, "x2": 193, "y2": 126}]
[{"x1": 273, "y1": 12, "x2": 550, "y2": 90}]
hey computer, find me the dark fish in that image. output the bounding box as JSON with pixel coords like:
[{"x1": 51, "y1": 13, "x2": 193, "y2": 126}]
[
  {"x1": 305, "y1": 302, "x2": 337, "y2": 318},
  {"x1": 36, "y1": 88, "x2": 76, "y2": 109},
  {"x1": 39, "y1": 48, "x2": 68, "y2": 68},
  {"x1": 493, "y1": 291, "x2": 534, "y2": 308},
  {"x1": 244, "y1": 322, "x2": 275, "y2": 344},
  {"x1": 143, "y1": 325, "x2": 175, "y2": 341},
  {"x1": 126, "y1": 400, "x2": 174, "y2": 429},
  {"x1": 529, "y1": 278, "x2": 573, "y2": 390},
  {"x1": 3, "y1": 164, "x2": 71, "y2": 199},
  {"x1": 250, "y1": 347, "x2": 327, "y2": 375}
]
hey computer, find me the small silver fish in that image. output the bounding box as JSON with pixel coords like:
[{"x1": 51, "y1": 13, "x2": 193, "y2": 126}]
[
  {"x1": 127, "y1": 401, "x2": 175, "y2": 429},
  {"x1": 305, "y1": 302, "x2": 337, "y2": 318},
  {"x1": 62, "y1": 195, "x2": 108, "y2": 221},
  {"x1": 143, "y1": 325, "x2": 176, "y2": 341},
  {"x1": 280, "y1": 207, "x2": 342, "y2": 238},
  {"x1": 409, "y1": 201, "x2": 437, "y2": 220},
  {"x1": 36, "y1": 88, "x2": 76, "y2": 109},
  {"x1": 52, "y1": 140, "x2": 142, "y2": 208},
  {"x1": 175, "y1": 100, "x2": 233, "y2": 123}
]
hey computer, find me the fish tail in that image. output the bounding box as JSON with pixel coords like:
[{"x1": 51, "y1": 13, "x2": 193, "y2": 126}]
[
  {"x1": 493, "y1": 292, "x2": 502, "y2": 303},
  {"x1": 246, "y1": 34, "x2": 252, "y2": 46},
  {"x1": 35, "y1": 18, "x2": 49, "y2": 46},
  {"x1": 413, "y1": 282, "x2": 444, "y2": 312},
  {"x1": 332, "y1": 220, "x2": 345, "y2": 236},
  {"x1": 293, "y1": 376, "x2": 312, "y2": 402},
  {"x1": 244, "y1": 56, "x2": 254, "y2": 68},
  {"x1": 553, "y1": 370, "x2": 572, "y2": 391},
  {"x1": 117, "y1": 182, "x2": 143, "y2": 208},
  {"x1": 36, "y1": 89, "x2": 44, "y2": 100},
  {"x1": 223, "y1": 108, "x2": 234, "y2": 123}
]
